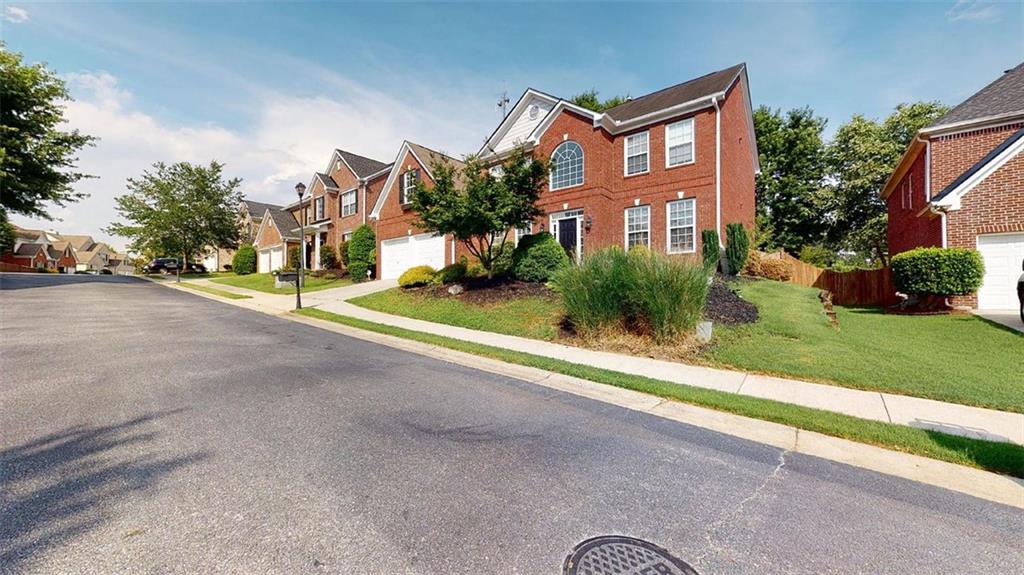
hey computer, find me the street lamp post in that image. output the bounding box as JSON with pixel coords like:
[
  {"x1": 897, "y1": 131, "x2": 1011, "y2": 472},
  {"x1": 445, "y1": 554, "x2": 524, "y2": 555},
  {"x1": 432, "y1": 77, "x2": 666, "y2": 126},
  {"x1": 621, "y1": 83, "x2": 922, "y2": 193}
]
[{"x1": 295, "y1": 182, "x2": 306, "y2": 310}]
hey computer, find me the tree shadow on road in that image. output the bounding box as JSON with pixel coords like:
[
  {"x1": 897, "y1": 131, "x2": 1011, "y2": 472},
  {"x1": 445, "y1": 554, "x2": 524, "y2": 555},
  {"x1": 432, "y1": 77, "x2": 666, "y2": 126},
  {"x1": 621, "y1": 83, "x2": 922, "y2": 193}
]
[{"x1": 0, "y1": 410, "x2": 209, "y2": 571}]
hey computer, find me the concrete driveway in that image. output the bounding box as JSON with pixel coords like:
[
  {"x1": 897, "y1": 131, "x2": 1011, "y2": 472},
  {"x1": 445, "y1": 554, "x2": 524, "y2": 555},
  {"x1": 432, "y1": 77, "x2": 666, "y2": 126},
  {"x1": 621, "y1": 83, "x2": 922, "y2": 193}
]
[
  {"x1": 2, "y1": 273, "x2": 1022, "y2": 574},
  {"x1": 975, "y1": 309, "x2": 1024, "y2": 333}
]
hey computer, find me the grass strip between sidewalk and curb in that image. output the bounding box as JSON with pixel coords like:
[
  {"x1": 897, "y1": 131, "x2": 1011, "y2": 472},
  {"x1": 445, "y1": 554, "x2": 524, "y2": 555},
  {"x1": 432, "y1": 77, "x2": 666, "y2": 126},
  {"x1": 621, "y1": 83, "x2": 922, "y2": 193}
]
[
  {"x1": 295, "y1": 307, "x2": 1024, "y2": 478},
  {"x1": 177, "y1": 282, "x2": 253, "y2": 300}
]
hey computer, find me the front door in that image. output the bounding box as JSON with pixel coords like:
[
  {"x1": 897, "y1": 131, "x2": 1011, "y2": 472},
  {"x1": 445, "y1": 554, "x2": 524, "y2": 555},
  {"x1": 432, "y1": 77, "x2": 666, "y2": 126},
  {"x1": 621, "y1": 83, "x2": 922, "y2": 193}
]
[{"x1": 557, "y1": 217, "x2": 579, "y2": 259}]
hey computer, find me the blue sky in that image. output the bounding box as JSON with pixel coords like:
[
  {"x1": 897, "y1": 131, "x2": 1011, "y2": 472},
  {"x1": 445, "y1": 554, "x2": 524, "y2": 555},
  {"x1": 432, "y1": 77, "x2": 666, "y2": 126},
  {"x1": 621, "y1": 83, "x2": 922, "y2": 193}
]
[{"x1": 3, "y1": 1, "x2": 1022, "y2": 247}]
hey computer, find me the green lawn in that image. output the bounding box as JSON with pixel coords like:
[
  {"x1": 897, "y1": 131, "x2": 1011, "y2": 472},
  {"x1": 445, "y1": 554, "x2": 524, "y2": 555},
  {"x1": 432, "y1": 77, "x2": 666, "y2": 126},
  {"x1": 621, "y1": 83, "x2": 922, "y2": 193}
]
[
  {"x1": 349, "y1": 282, "x2": 1023, "y2": 412},
  {"x1": 211, "y1": 273, "x2": 352, "y2": 294},
  {"x1": 350, "y1": 289, "x2": 562, "y2": 341},
  {"x1": 178, "y1": 282, "x2": 252, "y2": 299},
  {"x1": 296, "y1": 307, "x2": 1024, "y2": 478},
  {"x1": 710, "y1": 280, "x2": 1023, "y2": 412}
]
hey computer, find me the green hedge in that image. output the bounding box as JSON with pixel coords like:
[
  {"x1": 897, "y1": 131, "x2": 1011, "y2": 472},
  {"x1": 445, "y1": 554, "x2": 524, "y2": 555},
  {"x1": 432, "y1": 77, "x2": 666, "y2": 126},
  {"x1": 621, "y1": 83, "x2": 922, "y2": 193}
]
[
  {"x1": 437, "y1": 262, "x2": 467, "y2": 284},
  {"x1": 398, "y1": 265, "x2": 437, "y2": 288},
  {"x1": 725, "y1": 223, "x2": 749, "y2": 275},
  {"x1": 891, "y1": 247, "x2": 984, "y2": 296},
  {"x1": 232, "y1": 245, "x2": 256, "y2": 275},
  {"x1": 701, "y1": 229, "x2": 720, "y2": 271},
  {"x1": 512, "y1": 233, "x2": 570, "y2": 282},
  {"x1": 319, "y1": 245, "x2": 338, "y2": 270},
  {"x1": 348, "y1": 225, "x2": 376, "y2": 281}
]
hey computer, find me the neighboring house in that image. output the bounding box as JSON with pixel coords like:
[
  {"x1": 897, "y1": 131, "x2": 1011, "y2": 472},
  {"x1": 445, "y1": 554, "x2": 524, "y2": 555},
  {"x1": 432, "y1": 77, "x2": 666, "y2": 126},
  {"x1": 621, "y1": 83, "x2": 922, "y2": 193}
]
[
  {"x1": 368, "y1": 141, "x2": 466, "y2": 279},
  {"x1": 252, "y1": 203, "x2": 302, "y2": 273},
  {"x1": 473, "y1": 62, "x2": 758, "y2": 265},
  {"x1": 1, "y1": 241, "x2": 52, "y2": 269},
  {"x1": 202, "y1": 199, "x2": 279, "y2": 271},
  {"x1": 2, "y1": 227, "x2": 72, "y2": 271},
  {"x1": 276, "y1": 149, "x2": 392, "y2": 273},
  {"x1": 881, "y1": 62, "x2": 1024, "y2": 310}
]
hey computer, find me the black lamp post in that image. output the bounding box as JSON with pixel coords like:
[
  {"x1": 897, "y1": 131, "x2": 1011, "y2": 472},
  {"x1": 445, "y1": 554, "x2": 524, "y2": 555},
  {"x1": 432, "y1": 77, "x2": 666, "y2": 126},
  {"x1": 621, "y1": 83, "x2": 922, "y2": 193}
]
[{"x1": 295, "y1": 182, "x2": 306, "y2": 310}]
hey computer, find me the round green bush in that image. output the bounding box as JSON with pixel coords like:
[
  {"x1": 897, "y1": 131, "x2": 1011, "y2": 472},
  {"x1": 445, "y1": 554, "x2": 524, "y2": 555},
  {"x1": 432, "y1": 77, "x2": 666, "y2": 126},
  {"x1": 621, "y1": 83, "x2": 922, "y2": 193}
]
[
  {"x1": 231, "y1": 245, "x2": 257, "y2": 275},
  {"x1": 398, "y1": 265, "x2": 437, "y2": 288},
  {"x1": 491, "y1": 242, "x2": 515, "y2": 277},
  {"x1": 891, "y1": 247, "x2": 984, "y2": 296},
  {"x1": 512, "y1": 233, "x2": 570, "y2": 282},
  {"x1": 438, "y1": 262, "x2": 467, "y2": 284},
  {"x1": 348, "y1": 224, "x2": 376, "y2": 281},
  {"x1": 319, "y1": 244, "x2": 338, "y2": 269}
]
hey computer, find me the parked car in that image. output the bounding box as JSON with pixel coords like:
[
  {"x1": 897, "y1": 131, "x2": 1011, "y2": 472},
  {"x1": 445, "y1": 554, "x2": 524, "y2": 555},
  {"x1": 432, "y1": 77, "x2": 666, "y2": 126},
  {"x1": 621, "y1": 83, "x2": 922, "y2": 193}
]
[
  {"x1": 142, "y1": 258, "x2": 179, "y2": 274},
  {"x1": 183, "y1": 262, "x2": 207, "y2": 274},
  {"x1": 1017, "y1": 258, "x2": 1023, "y2": 322},
  {"x1": 99, "y1": 269, "x2": 113, "y2": 275}
]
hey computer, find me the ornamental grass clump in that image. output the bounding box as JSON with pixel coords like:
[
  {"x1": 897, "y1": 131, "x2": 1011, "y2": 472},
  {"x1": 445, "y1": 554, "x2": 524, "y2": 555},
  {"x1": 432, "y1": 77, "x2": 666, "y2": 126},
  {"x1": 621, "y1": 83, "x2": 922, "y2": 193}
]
[{"x1": 551, "y1": 247, "x2": 710, "y2": 343}]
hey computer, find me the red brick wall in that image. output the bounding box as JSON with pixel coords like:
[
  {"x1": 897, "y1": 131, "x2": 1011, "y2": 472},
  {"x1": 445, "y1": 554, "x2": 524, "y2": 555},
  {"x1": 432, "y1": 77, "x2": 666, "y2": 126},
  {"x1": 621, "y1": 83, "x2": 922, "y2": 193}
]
[
  {"x1": 886, "y1": 150, "x2": 942, "y2": 255},
  {"x1": 254, "y1": 217, "x2": 283, "y2": 251},
  {"x1": 930, "y1": 123, "x2": 1024, "y2": 196},
  {"x1": 719, "y1": 74, "x2": 757, "y2": 234}
]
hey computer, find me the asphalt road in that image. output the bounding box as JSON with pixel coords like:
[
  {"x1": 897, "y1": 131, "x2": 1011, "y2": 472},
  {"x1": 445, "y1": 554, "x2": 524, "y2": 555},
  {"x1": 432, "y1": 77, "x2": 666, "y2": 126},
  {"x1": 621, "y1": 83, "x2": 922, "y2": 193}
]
[{"x1": 1, "y1": 273, "x2": 1021, "y2": 575}]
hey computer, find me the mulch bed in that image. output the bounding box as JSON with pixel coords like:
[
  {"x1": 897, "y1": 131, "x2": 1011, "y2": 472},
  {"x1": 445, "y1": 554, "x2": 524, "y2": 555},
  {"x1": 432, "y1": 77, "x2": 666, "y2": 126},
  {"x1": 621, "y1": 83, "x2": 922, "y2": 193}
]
[
  {"x1": 704, "y1": 278, "x2": 758, "y2": 325},
  {"x1": 419, "y1": 277, "x2": 556, "y2": 305}
]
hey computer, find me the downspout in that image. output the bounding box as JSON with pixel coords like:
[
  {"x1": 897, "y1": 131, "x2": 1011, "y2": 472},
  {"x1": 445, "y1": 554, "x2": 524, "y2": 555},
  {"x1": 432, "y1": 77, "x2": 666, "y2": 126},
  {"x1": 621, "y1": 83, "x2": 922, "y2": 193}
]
[
  {"x1": 712, "y1": 96, "x2": 722, "y2": 246},
  {"x1": 360, "y1": 180, "x2": 367, "y2": 225},
  {"x1": 917, "y1": 135, "x2": 946, "y2": 247}
]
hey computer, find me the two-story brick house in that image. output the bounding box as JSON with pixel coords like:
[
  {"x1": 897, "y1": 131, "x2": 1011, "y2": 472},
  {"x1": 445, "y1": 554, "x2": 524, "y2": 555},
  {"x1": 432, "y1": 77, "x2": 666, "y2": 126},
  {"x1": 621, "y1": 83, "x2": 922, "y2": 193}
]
[
  {"x1": 475, "y1": 62, "x2": 758, "y2": 262},
  {"x1": 881, "y1": 62, "x2": 1024, "y2": 310}
]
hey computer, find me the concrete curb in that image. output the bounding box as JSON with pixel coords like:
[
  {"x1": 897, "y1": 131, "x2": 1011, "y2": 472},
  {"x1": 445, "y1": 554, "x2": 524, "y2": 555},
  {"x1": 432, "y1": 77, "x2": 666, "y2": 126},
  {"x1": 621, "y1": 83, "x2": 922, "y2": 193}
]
[{"x1": 158, "y1": 279, "x2": 1024, "y2": 508}]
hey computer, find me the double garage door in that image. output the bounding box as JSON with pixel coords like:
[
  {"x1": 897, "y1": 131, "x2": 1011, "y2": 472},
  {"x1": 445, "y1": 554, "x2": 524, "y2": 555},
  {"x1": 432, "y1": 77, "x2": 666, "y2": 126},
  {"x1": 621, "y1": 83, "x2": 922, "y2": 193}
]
[
  {"x1": 977, "y1": 233, "x2": 1024, "y2": 310},
  {"x1": 380, "y1": 233, "x2": 446, "y2": 279},
  {"x1": 258, "y1": 246, "x2": 284, "y2": 274}
]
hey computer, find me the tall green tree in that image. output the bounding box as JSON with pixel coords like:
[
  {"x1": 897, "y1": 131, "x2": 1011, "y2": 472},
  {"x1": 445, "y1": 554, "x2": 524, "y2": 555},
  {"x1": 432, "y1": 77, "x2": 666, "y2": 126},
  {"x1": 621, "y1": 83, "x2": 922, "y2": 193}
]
[
  {"x1": 826, "y1": 101, "x2": 948, "y2": 264},
  {"x1": 0, "y1": 44, "x2": 96, "y2": 241},
  {"x1": 411, "y1": 146, "x2": 547, "y2": 278},
  {"x1": 571, "y1": 89, "x2": 629, "y2": 113},
  {"x1": 106, "y1": 162, "x2": 242, "y2": 277},
  {"x1": 752, "y1": 106, "x2": 830, "y2": 253}
]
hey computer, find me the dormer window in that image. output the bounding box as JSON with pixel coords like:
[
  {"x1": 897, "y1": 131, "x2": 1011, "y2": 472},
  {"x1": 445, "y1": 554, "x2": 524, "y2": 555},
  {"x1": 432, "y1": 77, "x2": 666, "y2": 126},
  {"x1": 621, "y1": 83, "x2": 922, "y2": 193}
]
[
  {"x1": 550, "y1": 141, "x2": 583, "y2": 190},
  {"x1": 400, "y1": 170, "x2": 419, "y2": 205}
]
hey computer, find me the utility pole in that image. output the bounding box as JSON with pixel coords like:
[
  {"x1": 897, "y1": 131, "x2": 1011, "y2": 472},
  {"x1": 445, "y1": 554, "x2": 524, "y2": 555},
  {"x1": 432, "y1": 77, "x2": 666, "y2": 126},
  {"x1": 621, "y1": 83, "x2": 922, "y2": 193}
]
[{"x1": 497, "y1": 89, "x2": 510, "y2": 118}]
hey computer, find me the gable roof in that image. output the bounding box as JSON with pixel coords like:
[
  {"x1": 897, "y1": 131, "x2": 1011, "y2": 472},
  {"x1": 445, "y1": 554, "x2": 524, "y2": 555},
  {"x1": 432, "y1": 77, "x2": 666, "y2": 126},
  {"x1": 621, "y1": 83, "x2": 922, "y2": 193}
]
[
  {"x1": 314, "y1": 172, "x2": 339, "y2": 190},
  {"x1": 242, "y1": 200, "x2": 280, "y2": 219},
  {"x1": 928, "y1": 62, "x2": 1024, "y2": 131},
  {"x1": 15, "y1": 242, "x2": 45, "y2": 256},
  {"x1": 333, "y1": 149, "x2": 390, "y2": 179},
  {"x1": 930, "y1": 126, "x2": 1024, "y2": 209},
  {"x1": 602, "y1": 63, "x2": 746, "y2": 123},
  {"x1": 369, "y1": 141, "x2": 465, "y2": 218},
  {"x1": 266, "y1": 206, "x2": 301, "y2": 241},
  {"x1": 63, "y1": 234, "x2": 96, "y2": 251}
]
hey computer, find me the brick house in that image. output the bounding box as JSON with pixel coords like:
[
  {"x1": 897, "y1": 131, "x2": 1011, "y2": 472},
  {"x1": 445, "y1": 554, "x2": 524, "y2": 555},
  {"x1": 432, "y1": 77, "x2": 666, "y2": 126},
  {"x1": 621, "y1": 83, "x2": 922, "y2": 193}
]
[
  {"x1": 252, "y1": 203, "x2": 300, "y2": 273},
  {"x1": 881, "y1": 62, "x2": 1024, "y2": 310},
  {"x1": 368, "y1": 141, "x2": 466, "y2": 279},
  {"x1": 366, "y1": 64, "x2": 758, "y2": 279},
  {"x1": 202, "y1": 199, "x2": 280, "y2": 271}
]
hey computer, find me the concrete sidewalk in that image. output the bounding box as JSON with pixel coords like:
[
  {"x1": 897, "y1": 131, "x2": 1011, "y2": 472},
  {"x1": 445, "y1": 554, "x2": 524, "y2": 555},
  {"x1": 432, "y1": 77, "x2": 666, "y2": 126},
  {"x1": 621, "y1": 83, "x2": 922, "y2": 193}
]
[
  {"x1": 164, "y1": 277, "x2": 1024, "y2": 446},
  {"x1": 975, "y1": 309, "x2": 1024, "y2": 334},
  {"x1": 311, "y1": 296, "x2": 1024, "y2": 447}
]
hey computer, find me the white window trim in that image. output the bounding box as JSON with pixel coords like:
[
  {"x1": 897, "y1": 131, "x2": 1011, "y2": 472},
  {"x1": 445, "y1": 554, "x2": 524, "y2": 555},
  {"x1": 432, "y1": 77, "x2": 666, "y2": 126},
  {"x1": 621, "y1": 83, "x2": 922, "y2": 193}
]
[
  {"x1": 550, "y1": 141, "x2": 585, "y2": 191},
  {"x1": 548, "y1": 209, "x2": 583, "y2": 262},
  {"x1": 341, "y1": 190, "x2": 357, "y2": 217},
  {"x1": 666, "y1": 198, "x2": 697, "y2": 254},
  {"x1": 400, "y1": 171, "x2": 417, "y2": 205},
  {"x1": 314, "y1": 196, "x2": 325, "y2": 221},
  {"x1": 515, "y1": 222, "x2": 533, "y2": 245},
  {"x1": 623, "y1": 205, "x2": 651, "y2": 250},
  {"x1": 665, "y1": 118, "x2": 696, "y2": 168},
  {"x1": 623, "y1": 131, "x2": 650, "y2": 177}
]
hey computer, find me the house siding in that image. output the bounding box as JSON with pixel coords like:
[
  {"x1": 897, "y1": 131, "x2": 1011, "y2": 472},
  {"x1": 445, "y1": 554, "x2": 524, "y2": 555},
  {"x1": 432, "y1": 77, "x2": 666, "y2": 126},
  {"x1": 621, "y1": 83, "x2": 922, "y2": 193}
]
[{"x1": 886, "y1": 151, "x2": 942, "y2": 256}]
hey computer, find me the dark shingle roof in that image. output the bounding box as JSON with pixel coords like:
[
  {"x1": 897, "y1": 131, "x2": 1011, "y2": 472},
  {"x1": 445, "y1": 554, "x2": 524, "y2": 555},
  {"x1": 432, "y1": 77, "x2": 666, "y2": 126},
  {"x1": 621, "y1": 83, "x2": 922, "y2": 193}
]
[
  {"x1": 267, "y1": 207, "x2": 300, "y2": 241},
  {"x1": 603, "y1": 63, "x2": 746, "y2": 123},
  {"x1": 16, "y1": 243, "x2": 44, "y2": 256},
  {"x1": 931, "y1": 126, "x2": 1024, "y2": 202},
  {"x1": 243, "y1": 200, "x2": 281, "y2": 220},
  {"x1": 315, "y1": 172, "x2": 339, "y2": 189},
  {"x1": 336, "y1": 149, "x2": 389, "y2": 178},
  {"x1": 930, "y1": 62, "x2": 1024, "y2": 128}
]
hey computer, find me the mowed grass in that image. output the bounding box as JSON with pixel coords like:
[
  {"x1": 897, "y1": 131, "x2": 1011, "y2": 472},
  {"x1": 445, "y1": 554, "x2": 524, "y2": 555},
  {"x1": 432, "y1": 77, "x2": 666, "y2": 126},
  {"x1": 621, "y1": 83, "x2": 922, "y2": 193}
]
[
  {"x1": 349, "y1": 288, "x2": 563, "y2": 341},
  {"x1": 212, "y1": 273, "x2": 352, "y2": 295},
  {"x1": 710, "y1": 280, "x2": 1024, "y2": 412},
  {"x1": 177, "y1": 282, "x2": 252, "y2": 299},
  {"x1": 295, "y1": 307, "x2": 1024, "y2": 478}
]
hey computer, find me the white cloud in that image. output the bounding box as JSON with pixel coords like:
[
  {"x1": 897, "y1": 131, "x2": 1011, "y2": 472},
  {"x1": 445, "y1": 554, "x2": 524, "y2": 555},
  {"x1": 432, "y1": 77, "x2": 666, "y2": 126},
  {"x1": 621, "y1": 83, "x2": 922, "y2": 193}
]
[
  {"x1": 4, "y1": 5, "x2": 29, "y2": 23},
  {"x1": 10, "y1": 70, "x2": 497, "y2": 251},
  {"x1": 946, "y1": 1, "x2": 999, "y2": 22}
]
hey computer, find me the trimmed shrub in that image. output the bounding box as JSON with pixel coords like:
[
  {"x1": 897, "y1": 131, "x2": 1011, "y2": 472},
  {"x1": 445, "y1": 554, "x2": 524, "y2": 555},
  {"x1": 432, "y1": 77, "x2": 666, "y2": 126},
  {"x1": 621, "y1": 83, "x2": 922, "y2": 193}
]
[
  {"x1": 232, "y1": 245, "x2": 257, "y2": 275},
  {"x1": 438, "y1": 262, "x2": 467, "y2": 284},
  {"x1": 551, "y1": 247, "x2": 709, "y2": 343},
  {"x1": 319, "y1": 245, "x2": 338, "y2": 270},
  {"x1": 348, "y1": 224, "x2": 376, "y2": 281},
  {"x1": 337, "y1": 239, "x2": 350, "y2": 267},
  {"x1": 724, "y1": 223, "x2": 750, "y2": 275},
  {"x1": 744, "y1": 253, "x2": 792, "y2": 281},
  {"x1": 891, "y1": 247, "x2": 984, "y2": 296},
  {"x1": 701, "y1": 229, "x2": 720, "y2": 271},
  {"x1": 288, "y1": 245, "x2": 302, "y2": 271},
  {"x1": 512, "y1": 233, "x2": 570, "y2": 282},
  {"x1": 398, "y1": 265, "x2": 437, "y2": 288},
  {"x1": 798, "y1": 244, "x2": 833, "y2": 268},
  {"x1": 492, "y1": 242, "x2": 515, "y2": 277}
]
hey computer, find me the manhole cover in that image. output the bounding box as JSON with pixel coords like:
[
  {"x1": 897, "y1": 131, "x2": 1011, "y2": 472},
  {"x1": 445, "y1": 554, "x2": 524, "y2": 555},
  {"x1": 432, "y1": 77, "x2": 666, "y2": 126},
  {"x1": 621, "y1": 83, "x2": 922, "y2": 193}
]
[{"x1": 563, "y1": 536, "x2": 699, "y2": 575}]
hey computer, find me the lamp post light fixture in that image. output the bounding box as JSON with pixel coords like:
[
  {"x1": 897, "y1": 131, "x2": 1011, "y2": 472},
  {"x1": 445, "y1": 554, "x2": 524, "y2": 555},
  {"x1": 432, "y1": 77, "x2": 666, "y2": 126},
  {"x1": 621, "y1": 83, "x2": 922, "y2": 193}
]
[{"x1": 295, "y1": 182, "x2": 306, "y2": 310}]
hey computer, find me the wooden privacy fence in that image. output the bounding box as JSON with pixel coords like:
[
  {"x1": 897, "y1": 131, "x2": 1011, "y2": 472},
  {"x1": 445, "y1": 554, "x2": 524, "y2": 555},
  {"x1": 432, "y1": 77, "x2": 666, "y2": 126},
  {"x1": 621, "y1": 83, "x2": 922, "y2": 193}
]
[{"x1": 763, "y1": 251, "x2": 899, "y2": 307}]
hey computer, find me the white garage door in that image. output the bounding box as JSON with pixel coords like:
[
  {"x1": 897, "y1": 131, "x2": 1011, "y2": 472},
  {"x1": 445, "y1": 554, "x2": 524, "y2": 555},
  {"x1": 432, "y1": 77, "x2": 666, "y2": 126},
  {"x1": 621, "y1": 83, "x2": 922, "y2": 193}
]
[
  {"x1": 258, "y1": 249, "x2": 271, "y2": 273},
  {"x1": 977, "y1": 233, "x2": 1024, "y2": 310},
  {"x1": 380, "y1": 233, "x2": 446, "y2": 279}
]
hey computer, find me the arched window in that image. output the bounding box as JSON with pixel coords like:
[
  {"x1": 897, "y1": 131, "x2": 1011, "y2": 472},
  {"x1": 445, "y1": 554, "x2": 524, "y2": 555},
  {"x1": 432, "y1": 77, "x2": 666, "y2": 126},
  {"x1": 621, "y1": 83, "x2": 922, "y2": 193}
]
[{"x1": 550, "y1": 141, "x2": 584, "y2": 190}]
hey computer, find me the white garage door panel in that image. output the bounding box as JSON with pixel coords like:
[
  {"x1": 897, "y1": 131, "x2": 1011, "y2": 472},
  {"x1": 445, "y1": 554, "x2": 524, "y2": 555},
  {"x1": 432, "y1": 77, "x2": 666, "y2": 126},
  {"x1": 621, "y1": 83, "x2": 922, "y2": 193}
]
[
  {"x1": 380, "y1": 234, "x2": 446, "y2": 279},
  {"x1": 258, "y1": 249, "x2": 271, "y2": 274},
  {"x1": 270, "y1": 247, "x2": 284, "y2": 272},
  {"x1": 977, "y1": 233, "x2": 1024, "y2": 310}
]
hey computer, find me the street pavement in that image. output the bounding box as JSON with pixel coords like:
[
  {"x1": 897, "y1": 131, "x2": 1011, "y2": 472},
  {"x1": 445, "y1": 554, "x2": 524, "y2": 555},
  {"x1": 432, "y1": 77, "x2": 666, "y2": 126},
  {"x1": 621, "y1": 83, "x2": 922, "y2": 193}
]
[{"x1": 2, "y1": 273, "x2": 1022, "y2": 574}]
